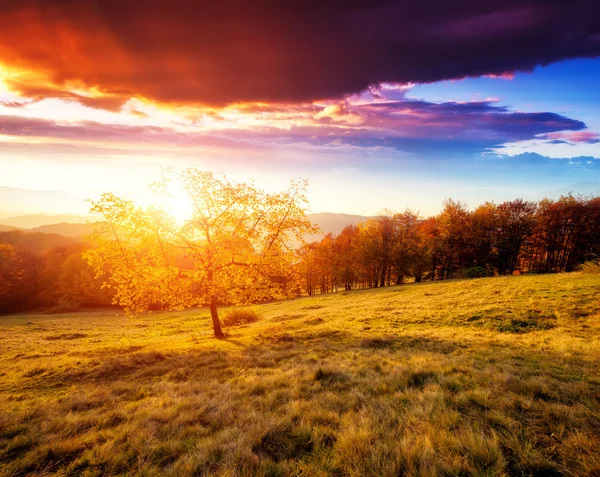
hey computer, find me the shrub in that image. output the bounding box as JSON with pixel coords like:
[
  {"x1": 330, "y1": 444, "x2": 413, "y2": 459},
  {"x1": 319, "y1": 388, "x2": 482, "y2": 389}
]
[
  {"x1": 222, "y1": 309, "x2": 261, "y2": 327},
  {"x1": 579, "y1": 259, "x2": 600, "y2": 274},
  {"x1": 406, "y1": 370, "x2": 438, "y2": 389},
  {"x1": 463, "y1": 266, "x2": 494, "y2": 278},
  {"x1": 361, "y1": 337, "x2": 396, "y2": 349},
  {"x1": 252, "y1": 424, "x2": 313, "y2": 462},
  {"x1": 46, "y1": 297, "x2": 80, "y2": 314},
  {"x1": 313, "y1": 367, "x2": 349, "y2": 385}
]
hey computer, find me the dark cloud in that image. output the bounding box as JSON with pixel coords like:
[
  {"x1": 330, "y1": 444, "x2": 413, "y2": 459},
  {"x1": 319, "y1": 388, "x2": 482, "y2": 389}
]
[
  {"x1": 0, "y1": 0, "x2": 599, "y2": 107},
  {"x1": 308, "y1": 99, "x2": 587, "y2": 155}
]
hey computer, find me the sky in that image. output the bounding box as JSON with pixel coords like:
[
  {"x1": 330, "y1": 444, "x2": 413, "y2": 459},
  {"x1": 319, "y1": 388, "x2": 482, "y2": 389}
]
[{"x1": 0, "y1": 0, "x2": 599, "y2": 217}]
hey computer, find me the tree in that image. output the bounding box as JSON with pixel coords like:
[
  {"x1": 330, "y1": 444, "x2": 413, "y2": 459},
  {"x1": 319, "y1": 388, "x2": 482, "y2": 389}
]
[
  {"x1": 470, "y1": 202, "x2": 498, "y2": 268},
  {"x1": 86, "y1": 169, "x2": 318, "y2": 338},
  {"x1": 59, "y1": 253, "x2": 114, "y2": 308},
  {"x1": 436, "y1": 200, "x2": 471, "y2": 279},
  {"x1": 362, "y1": 213, "x2": 398, "y2": 287},
  {"x1": 0, "y1": 244, "x2": 16, "y2": 312},
  {"x1": 494, "y1": 199, "x2": 536, "y2": 275},
  {"x1": 334, "y1": 224, "x2": 361, "y2": 290},
  {"x1": 391, "y1": 210, "x2": 420, "y2": 284}
]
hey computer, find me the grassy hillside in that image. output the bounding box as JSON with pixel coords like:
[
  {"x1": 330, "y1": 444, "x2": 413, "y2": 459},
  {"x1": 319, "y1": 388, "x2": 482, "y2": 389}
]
[{"x1": 1, "y1": 274, "x2": 599, "y2": 476}]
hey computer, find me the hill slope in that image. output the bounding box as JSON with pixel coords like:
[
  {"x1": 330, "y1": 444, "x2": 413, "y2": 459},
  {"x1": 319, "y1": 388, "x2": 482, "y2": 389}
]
[
  {"x1": 308, "y1": 212, "x2": 369, "y2": 233},
  {"x1": 0, "y1": 214, "x2": 92, "y2": 229},
  {"x1": 0, "y1": 224, "x2": 21, "y2": 232},
  {"x1": 30, "y1": 222, "x2": 96, "y2": 237},
  {"x1": 303, "y1": 212, "x2": 370, "y2": 242},
  {"x1": 1, "y1": 273, "x2": 599, "y2": 476},
  {"x1": 0, "y1": 230, "x2": 83, "y2": 250},
  {"x1": 0, "y1": 213, "x2": 366, "y2": 241}
]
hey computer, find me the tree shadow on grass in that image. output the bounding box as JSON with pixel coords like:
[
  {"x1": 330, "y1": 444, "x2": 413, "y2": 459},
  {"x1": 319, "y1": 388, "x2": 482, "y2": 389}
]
[
  {"x1": 9, "y1": 327, "x2": 599, "y2": 405},
  {"x1": 221, "y1": 338, "x2": 247, "y2": 348}
]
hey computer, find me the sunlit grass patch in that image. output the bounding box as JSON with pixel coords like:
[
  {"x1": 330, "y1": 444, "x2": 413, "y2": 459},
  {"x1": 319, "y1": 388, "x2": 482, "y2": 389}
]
[{"x1": 1, "y1": 272, "x2": 599, "y2": 475}]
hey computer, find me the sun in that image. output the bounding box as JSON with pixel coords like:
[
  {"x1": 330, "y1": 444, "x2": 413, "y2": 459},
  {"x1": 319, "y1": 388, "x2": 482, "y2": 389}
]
[{"x1": 163, "y1": 193, "x2": 194, "y2": 225}]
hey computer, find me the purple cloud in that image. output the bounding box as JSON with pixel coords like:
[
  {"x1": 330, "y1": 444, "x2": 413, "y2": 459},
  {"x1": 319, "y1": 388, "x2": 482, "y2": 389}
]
[
  {"x1": 0, "y1": 93, "x2": 592, "y2": 160},
  {"x1": 543, "y1": 131, "x2": 600, "y2": 144}
]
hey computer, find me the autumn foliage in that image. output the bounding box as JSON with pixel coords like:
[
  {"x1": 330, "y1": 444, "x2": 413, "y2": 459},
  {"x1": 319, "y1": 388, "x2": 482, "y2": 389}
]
[
  {"x1": 86, "y1": 169, "x2": 318, "y2": 337},
  {"x1": 297, "y1": 196, "x2": 600, "y2": 293},
  {"x1": 0, "y1": 232, "x2": 112, "y2": 314},
  {"x1": 1, "y1": 173, "x2": 599, "y2": 340}
]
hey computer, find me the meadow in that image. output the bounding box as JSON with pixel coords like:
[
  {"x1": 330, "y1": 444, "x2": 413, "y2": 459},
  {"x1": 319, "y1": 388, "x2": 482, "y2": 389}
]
[{"x1": 1, "y1": 273, "x2": 600, "y2": 476}]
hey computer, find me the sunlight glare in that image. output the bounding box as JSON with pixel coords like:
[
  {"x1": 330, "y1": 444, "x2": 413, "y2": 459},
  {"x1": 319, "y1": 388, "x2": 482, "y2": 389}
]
[{"x1": 162, "y1": 192, "x2": 194, "y2": 225}]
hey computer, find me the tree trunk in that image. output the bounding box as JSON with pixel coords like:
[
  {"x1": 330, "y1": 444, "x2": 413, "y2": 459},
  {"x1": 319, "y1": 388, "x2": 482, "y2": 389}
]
[
  {"x1": 210, "y1": 299, "x2": 225, "y2": 339},
  {"x1": 379, "y1": 263, "x2": 386, "y2": 288}
]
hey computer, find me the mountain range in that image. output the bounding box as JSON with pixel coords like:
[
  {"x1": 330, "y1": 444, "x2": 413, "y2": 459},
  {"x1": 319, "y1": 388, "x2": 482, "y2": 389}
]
[
  {"x1": 1, "y1": 182, "x2": 598, "y2": 240},
  {"x1": 0, "y1": 213, "x2": 370, "y2": 240}
]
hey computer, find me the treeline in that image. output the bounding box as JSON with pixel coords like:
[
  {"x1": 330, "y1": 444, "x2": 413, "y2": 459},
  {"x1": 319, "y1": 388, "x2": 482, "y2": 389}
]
[
  {"x1": 1, "y1": 194, "x2": 599, "y2": 313},
  {"x1": 297, "y1": 195, "x2": 600, "y2": 294},
  {"x1": 0, "y1": 231, "x2": 113, "y2": 313}
]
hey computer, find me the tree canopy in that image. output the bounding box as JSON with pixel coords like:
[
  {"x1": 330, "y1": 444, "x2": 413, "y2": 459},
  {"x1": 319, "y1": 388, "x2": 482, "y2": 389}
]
[{"x1": 86, "y1": 169, "x2": 318, "y2": 338}]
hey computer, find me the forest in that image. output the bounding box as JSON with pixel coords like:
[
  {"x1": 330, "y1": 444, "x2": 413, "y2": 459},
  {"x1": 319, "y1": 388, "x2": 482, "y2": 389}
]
[
  {"x1": 298, "y1": 195, "x2": 600, "y2": 294},
  {"x1": 1, "y1": 188, "x2": 599, "y2": 316}
]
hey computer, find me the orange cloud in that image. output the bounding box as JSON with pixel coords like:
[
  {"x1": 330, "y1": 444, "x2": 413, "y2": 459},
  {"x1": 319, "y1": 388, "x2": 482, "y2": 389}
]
[{"x1": 0, "y1": 3, "x2": 133, "y2": 110}]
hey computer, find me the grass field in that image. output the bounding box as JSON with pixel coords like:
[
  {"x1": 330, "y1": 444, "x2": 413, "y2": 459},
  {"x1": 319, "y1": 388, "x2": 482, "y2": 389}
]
[{"x1": 1, "y1": 273, "x2": 600, "y2": 476}]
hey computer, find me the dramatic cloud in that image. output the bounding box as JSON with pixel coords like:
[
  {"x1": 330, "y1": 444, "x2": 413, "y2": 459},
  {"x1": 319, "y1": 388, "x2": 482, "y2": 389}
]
[
  {"x1": 0, "y1": 115, "x2": 265, "y2": 155},
  {"x1": 0, "y1": 0, "x2": 599, "y2": 107},
  {"x1": 0, "y1": 94, "x2": 591, "y2": 159}
]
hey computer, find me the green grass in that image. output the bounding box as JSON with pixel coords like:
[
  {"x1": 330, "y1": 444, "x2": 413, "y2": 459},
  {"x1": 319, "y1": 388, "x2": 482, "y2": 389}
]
[{"x1": 1, "y1": 273, "x2": 600, "y2": 476}]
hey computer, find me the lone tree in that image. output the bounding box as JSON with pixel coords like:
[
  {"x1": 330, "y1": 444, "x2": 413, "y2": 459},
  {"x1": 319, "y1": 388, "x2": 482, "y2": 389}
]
[{"x1": 86, "y1": 169, "x2": 318, "y2": 338}]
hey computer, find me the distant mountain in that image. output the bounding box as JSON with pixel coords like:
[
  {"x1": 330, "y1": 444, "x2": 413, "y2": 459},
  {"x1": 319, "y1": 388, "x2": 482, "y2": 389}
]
[
  {"x1": 0, "y1": 224, "x2": 22, "y2": 232},
  {"x1": 308, "y1": 213, "x2": 370, "y2": 234},
  {"x1": 0, "y1": 212, "x2": 370, "y2": 243},
  {"x1": 0, "y1": 186, "x2": 87, "y2": 216},
  {"x1": 546, "y1": 182, "x2": 600, "y2": 198},
  {"x1": 305, "y1": 213, "x2": 370, "y2": 242},
  {"x1": 30, "y1": 222, "x2": 97, "y2": 237},
  {"x1": 0, "y1": 214, "x2": 93, "y2": 229},
  {"x1": 0, "y1": 230, "x2": 83, "y2": 251},
  {"x1": 0, "y1": 213, "x2": 373, "y2": 242}
]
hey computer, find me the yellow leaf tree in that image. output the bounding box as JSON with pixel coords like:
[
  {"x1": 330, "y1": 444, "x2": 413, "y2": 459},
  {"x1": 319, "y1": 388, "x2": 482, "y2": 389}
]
[{"x1": 86, "y1": 169, "x2": 318, "y2": 338}]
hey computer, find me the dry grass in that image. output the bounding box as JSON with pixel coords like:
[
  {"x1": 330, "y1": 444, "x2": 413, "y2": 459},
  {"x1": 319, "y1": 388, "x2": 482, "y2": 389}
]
[{"x1": 1, "y1": 273, "x2": 600, "y2": 476}]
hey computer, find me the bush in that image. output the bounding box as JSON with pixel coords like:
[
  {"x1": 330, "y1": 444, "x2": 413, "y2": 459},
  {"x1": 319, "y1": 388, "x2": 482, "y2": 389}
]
[
  {"x1": 407, "y1": 370, "x2": 438, "y2": 389},
  {"x1": 463, "y1": 266, "x2": 494, "y2": 278},
  {"x1": 45, "y1": 297, "x2": 80, "y2": 314},
  {"x1": 579, "y1": 259, "x2": 600, "y2": 274},
  {"x1": 222, "y1": 309, "x2": 261, "y2": 327}
]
